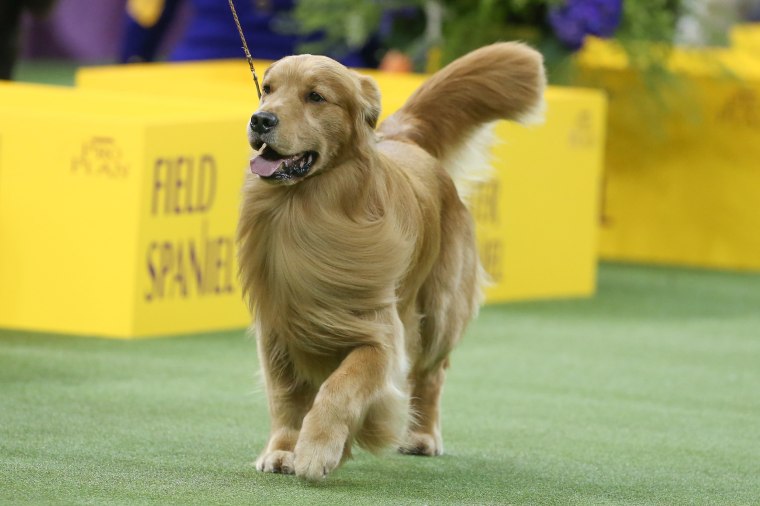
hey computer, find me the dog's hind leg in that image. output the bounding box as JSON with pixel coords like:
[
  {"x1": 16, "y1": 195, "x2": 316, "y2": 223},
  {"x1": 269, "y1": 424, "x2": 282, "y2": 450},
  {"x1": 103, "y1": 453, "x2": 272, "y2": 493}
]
[
  {"x1": 400, "y1": 361, "x2": 448, "y2": 456},
  {"x1": 400, "y1": 292, "x2": 472, "y2": 457},
  {"x1": 402, "y1": 198, "x2": 483, "y2": 457}
]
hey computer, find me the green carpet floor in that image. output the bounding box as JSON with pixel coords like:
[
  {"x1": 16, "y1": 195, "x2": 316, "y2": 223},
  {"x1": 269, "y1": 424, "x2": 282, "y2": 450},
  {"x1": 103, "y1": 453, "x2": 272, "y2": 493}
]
[{"x1": 2, "y1": 263, "x2": 759, "y2": 505}]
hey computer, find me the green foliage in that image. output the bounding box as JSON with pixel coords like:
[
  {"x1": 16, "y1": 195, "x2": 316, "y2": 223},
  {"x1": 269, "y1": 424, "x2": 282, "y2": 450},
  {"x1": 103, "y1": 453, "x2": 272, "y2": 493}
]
[
  {"x1": 292, "y1": 0, "x2": 416, "y2": 59},
  {"x1": 291, "y1": 0, "x2": 683, "y2": 82},
  {"x1": 616, "y1": 0, "x2": 679, "y2": 70},
  {"x1": 619, "y1": 0, "x2": 680, "y2": 43}
]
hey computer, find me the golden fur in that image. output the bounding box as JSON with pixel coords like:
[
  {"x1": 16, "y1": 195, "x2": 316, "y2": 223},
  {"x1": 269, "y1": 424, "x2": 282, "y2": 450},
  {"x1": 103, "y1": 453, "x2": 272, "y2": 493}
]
[{"x1": 237, "y1": 42, "x2": 545, "y2": 481}]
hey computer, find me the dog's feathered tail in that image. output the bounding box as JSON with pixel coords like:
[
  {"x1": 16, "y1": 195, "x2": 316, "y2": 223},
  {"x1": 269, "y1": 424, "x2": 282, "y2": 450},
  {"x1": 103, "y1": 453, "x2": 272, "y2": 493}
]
[{"x1": 378, "y1": 42, "x2": 546, "y2": 197}]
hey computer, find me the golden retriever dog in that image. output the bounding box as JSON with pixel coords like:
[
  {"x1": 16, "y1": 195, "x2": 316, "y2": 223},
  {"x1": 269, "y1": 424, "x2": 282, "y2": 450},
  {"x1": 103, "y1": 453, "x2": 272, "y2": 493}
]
[{"x1": 237, "y1": 42, "x2": 545, "y2": 481}]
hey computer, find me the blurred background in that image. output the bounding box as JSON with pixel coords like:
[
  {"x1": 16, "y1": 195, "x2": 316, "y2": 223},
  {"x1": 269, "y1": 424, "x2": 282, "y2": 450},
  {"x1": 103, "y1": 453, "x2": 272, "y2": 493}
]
[
  {"x1": 2, "y1": 2, "x2": 760, "y2": 503},
  {"x1": 3, "y1": 0, "x2": 759, "y2": 331},
  {"x1": 5, "y1": 0, "x2": 760, "y2": 79}
]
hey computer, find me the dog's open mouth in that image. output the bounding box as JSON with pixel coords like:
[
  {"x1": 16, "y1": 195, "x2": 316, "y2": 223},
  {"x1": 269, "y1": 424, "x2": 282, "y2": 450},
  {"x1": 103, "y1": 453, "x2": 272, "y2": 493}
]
[{"x1": 250, "y1": 145, "x2": 318, "y2": 182}]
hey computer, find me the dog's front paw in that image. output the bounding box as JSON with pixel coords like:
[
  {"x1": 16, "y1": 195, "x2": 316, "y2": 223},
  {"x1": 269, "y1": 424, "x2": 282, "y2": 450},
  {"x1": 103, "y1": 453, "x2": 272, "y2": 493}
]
[
  {"x1": 399, "y1": 431, "x2": 443, "y2": 456},
  {"x1": 255, "y1": 450, "x2": 295, "y2": 474},
  {"x1": 293, "y1": 417, "x2": 348, "y2": 481}
]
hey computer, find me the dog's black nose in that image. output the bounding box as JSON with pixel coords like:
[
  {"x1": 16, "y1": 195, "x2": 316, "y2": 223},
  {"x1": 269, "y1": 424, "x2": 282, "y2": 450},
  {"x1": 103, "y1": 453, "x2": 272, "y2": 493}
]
[{"x1": 250, "y1": 112, "x2": 279, "y2": 134}]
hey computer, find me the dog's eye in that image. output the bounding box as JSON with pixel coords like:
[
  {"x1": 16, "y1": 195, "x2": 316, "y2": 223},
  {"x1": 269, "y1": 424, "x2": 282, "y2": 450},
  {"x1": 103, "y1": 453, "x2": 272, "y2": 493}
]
[
  {"x1": 308, "y1": 91, "x2": 325, "y2": 103},
  {"x1": 262, "y1": 84, "x2": 271, "y2": 95}
]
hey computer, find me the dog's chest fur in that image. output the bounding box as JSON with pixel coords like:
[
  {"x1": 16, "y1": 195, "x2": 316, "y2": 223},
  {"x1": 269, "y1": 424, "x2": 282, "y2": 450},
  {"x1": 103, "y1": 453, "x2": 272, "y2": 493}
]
[{"x1": 238, "y1": 171, "x2": 423, "y2": 355}]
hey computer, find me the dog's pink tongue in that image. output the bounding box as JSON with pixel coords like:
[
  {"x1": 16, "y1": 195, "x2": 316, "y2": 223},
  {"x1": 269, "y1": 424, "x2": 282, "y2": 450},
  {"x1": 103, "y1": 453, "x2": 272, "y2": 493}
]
[{"x1": 250, "y1": 155, "x2": 282, "y2": 177}]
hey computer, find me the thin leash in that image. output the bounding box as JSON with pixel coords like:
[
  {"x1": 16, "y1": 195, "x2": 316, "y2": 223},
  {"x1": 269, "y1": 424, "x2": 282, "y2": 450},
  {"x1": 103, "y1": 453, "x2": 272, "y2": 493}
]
[{"x1": 227, "y1": 0, "x2": 262, "y2": 99}]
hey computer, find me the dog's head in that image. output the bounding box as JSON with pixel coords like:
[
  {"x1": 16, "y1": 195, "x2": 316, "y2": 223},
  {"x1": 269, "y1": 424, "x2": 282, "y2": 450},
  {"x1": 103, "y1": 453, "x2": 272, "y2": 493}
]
[{"x1": 247, "y1": 55, "x2": 381, "y2": 185}]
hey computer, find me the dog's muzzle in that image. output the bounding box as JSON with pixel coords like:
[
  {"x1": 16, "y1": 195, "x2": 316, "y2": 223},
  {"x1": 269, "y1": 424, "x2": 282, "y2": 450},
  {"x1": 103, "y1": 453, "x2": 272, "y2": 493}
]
[{"x1": 250, "y1": 145, "x2": 318, "y2": 182}]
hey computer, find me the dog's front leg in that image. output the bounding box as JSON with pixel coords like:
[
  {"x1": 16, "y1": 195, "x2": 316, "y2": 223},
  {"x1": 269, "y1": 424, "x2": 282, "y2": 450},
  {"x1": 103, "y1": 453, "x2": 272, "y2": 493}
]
[
  {"x1": 255, "y1": 333, "x2": 315, "y2": 474},
  {"x1": 256, "y1": 380, "x2": 314, "y2": 474},
  {"x1": 294, "y1": 344, "x2": 391, "y2": 481}
]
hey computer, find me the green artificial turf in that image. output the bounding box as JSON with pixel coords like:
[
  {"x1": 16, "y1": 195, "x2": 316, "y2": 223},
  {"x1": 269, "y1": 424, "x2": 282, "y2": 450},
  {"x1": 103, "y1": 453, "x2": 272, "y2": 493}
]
[{"x1": 1, "y1": 263, "x2": 759, "y2": 505}]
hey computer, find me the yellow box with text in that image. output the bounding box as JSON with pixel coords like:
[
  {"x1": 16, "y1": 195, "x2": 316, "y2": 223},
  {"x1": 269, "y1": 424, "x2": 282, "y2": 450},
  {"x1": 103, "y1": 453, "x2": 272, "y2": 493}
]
[
  {"x1": 0, "y1": 65, "x2": 605, "y2": 339},
  {"x1": 77, "y1": 60, "x2": 606, "y2": 303},
  {"x1": 0, "y1": 83, "x2": 251, "y2": 338},
  {"x1": 576, "y1": 38, "x2": 760, "y2": 270}
]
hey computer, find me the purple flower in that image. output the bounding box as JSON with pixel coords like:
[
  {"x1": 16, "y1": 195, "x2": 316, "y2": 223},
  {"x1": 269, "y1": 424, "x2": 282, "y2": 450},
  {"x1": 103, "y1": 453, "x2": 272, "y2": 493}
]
[{"x1": 548, "y1": 0, "x2": 623, "y2": 50}]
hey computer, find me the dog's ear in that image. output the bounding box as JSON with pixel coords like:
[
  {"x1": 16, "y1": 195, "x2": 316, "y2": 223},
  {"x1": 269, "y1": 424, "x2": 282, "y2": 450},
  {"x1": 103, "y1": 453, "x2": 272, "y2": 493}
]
[{"x1": 356, "y1": 73, "x2": 381, "y2": 129}]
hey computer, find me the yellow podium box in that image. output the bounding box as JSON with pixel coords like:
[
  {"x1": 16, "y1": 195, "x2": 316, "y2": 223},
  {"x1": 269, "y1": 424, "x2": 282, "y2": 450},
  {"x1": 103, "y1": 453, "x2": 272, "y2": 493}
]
[
  {"x1": 731, "y1": 23, "x2": 760, "y2": 55},
  {"x1": 576, "y1": 38, "x2": 760, "y2": 271},
  {"x1": 0, "y1": 83, "x2": 252, "y2": 338},
  {"x1": 78, "y1": 60, "x2": 607, "y2": 303},
  {"x1": 0, "y1": 63, "x2": 606, "y2": 339},
  {"x1": 472, "y1": 91, "x2": 605, "y2": 301}
]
